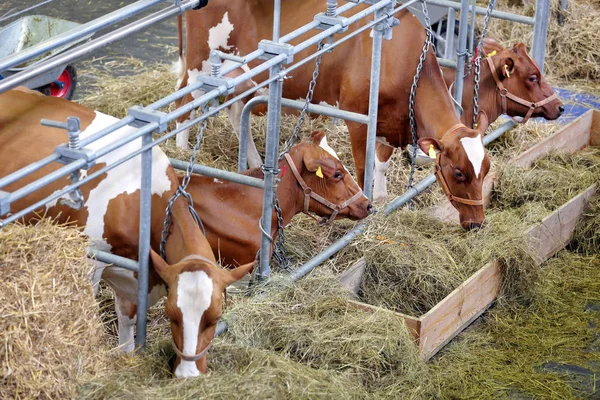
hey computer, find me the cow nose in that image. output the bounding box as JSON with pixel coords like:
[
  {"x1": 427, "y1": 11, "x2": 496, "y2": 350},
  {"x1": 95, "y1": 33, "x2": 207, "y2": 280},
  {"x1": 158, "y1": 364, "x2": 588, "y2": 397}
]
[
  {"x1": 558, "y1": 105, "x2": 565, "y2": 114},
  {"x1": 465, "y1": 221, "x2": 483, "y2": 231},
  {"x1": 366, "y1": 203, "x2": 373, "y2": 215}
]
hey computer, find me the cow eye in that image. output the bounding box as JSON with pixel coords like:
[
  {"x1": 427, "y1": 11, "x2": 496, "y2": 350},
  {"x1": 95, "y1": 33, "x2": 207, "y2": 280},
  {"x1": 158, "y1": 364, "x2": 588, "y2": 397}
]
[
  {"x1": 528, "y1": 74, "x2": 538, "y2": 83},
  {"x1": 454, "y1": 169, "x2": 465, "y2": 181},
  {"x1": 333, "y1": 171, "x2": 343, "y2": 180}
]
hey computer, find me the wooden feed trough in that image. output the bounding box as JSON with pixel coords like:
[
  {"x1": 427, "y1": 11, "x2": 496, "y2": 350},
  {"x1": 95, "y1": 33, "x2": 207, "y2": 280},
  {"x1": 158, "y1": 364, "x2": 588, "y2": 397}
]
[{"x1": 340, "y1": 109, "x2": 600, "y2": 360}]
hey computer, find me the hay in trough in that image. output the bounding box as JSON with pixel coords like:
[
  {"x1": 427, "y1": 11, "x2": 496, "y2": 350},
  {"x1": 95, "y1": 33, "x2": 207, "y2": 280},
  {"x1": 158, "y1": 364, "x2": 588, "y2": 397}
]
[
  {"x1": 569, "y1": 194, "x2": 600, "y2": 256},
  {"x1": 357, "y1": 209, "x2": 538, "y2": 316},
  {"x1": 431, "y1": 251, "x2": 600, "y2": 398},
  {"x1": 494, "y1": 147, "x2": 600, "y2": 212},
  {"x1": 0, "y1": 221, "x2": 111, "y2": 399},
  {"x1": 225, "y1": 271, "x2": 430, "y2": 393},
  {"x1": 487, "y1": 0, "x2": 600, "y2": 86}
]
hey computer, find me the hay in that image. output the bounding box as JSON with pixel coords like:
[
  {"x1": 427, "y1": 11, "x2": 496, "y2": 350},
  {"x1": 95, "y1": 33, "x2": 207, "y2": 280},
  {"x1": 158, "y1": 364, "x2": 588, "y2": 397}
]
[
  {"x1": 486, "y1": 0, "x2": 600, "y2": 86},
  {"x1": 431, "y1": 251, "x2": 600, "y2": 398},
  {"x1": 80, "y1": 339, "x2": 369, "y2": 400},
  {"x1": 225, "y1": 271, "x2": 430, "y2": 393},
  {"x1": 494, "y1": 147, "x2": 600, "y2": 212},
  {"x1": 569, "y1": 194, "x2": 600, "y2": 256},
  {"x1": 0, "y1": 221, "x2": 111, "y2": 399},
  {"x1": 357, "y1": 209, "x2": 538, "y2": 316}
]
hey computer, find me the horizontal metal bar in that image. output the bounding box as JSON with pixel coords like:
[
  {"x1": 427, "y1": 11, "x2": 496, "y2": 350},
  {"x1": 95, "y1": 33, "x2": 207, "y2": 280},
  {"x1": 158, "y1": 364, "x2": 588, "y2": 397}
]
[
  {"x1": 0, "y1": 153, "x2": 60, "y2": 190},
  {"x1": 169, "y1": 158, "x2": 265, "y2": 189},
  {"x1": 88, "y1": 248, "x2": 139, "y2": 272},
  {"x1": 0, "y1": 0, "x2": 200, "y2": 93},
  {"x1": 0, "y1": 0, "x2": 166, "y2": 73},
  {"x1": 424, "y1": 0, "x2": 535, "y2": 24},
  {"x1": 269, "y1": 96, "x2": 369, "y2": 123},
  {"x1": 437, "y1": 57, "x2": 457, "y2": 69}
]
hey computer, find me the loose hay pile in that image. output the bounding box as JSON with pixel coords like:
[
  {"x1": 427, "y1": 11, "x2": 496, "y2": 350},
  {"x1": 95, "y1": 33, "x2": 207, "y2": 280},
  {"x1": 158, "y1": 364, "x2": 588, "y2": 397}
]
[
  {"x1": 225, "y1": 271, "x2": 432, "y2": 395},
  {"x1": 357, "y1": 209, "x2": 538, "y2": 316},
  {"x1": 0, "y1": 221, "x2": 111, "y2": 399}
]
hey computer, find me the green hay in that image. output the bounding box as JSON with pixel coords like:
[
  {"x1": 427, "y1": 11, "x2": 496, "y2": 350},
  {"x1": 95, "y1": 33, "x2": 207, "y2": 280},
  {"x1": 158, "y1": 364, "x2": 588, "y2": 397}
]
[
  {"x1": 225, "y1": 271, "x2": 431, "y2": 394},
  {"x1": 431, "y1": 251, "x2": 600, "y2": 399},
  {"x1": 357, "y1": 209, "x2": 538, "y2": 316},
  {"x1": 494, "y1": 147, "x2": 600, "y2": 212}
]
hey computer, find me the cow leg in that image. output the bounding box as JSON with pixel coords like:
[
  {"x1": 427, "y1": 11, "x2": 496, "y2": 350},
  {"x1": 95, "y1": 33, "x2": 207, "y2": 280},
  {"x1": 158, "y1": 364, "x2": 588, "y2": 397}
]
[
  {"x1": 374, "y1": 142, "x2": 395, "y2": 204},
  {"x1": 114, "y1": 292, "x2": 137, "y2": 353},
  {"x1": 88, "y1": 258, "x2": 108, "y2": 297},
  {"x1": 228, "y1": 101, "x2": 262, "y2": 169},
  {"x1": 347, "y1": 122, "x2": 368, "y2": 189}
]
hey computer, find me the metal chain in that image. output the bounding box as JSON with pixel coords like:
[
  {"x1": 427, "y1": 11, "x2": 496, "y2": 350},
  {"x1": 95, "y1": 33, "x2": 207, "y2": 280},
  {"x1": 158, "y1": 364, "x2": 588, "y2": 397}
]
[
  {"x1": 407, "y1": 0, "x2": 434, "y2": 196},
  {"x1": 160, "y1": 105, "x2": 209, "y2": 259},
  {"x1": 267, "y1": 40, "x2": 325, "y2": 271},
  {"x1": 472, "y1": 0, "x2": 496, "y2": 128}
]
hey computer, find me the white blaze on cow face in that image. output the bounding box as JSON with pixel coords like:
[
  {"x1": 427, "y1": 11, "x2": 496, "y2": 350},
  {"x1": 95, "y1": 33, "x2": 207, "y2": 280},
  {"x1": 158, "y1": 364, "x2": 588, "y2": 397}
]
[
  {"x1": 174, "y1": 271, "x2": 214, "y2": 378},
  {"x1": 78, "y1": 112, "x2": 172, "y2": 250},
  {"x1": 208, "y1": 12, "x2": 234, "y2": 51},
  {"x1": 460, "y1": 134, "x2": 485, "y2": 179}
]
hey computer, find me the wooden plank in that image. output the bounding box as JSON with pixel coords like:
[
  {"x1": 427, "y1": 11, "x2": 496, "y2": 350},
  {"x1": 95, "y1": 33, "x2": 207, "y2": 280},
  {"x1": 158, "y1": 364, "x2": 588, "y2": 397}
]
[
  {"x1": 514, "y1": 111, "x2": 592, "y2": 168},
  {"x1": 526, "y1": 184, "x2": 597, "y2": 265},
  {"x1": 417, "y1": 261, "x2": 502, "y2": 360},
  {"x1": 590, "y1": 110, "x2": 600, "y2": 147},
  {"x1": 346, "y1": 299, "x2": 421, "y2": 342},
  {"x1": 339, "y1": 258, "x2": 366, "y2": 295}
]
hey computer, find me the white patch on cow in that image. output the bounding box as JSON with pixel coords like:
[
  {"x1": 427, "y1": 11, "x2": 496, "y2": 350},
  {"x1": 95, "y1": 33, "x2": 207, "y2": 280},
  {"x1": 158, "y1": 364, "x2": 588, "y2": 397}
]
[
  {"x1": 319, "y1": 136, "x2": 339, "y2": 160},
  {"x1": 148, "y1": 283, "x2": 168, "y2": 307},
  {"x1": 213, "y1": 178, "x2": 223, "y2": 184},
  {"x1": 376, "y1": 136, "x2": 393, "y2": 147},
  {"x1": 80, "y1": 112, "x2": 172, "y2": 250},
  {"x1": 186, "y1": 68, "x2": 205, "y2": 100},
  {"x1": 373, "y1": 156, "x2": 391, "y2": 204},
  {"x1": 44, "y1": 190, "x2": 72, "y2": 211},
  {"x1": 174, "y1": 270, "x2": 213, "y2": 378},
  {"x1": 114, "y1": 293, "x2": 136, "y2": 353},
  {"x1": 172, "y1": 56, "x2": 186, "y2": 90},
  {"x1": 208, "y1": 12, "x2": 234, "y2": 51},
  {"x1": 460, "y1": 134, "x2": 485, "y2": 179},
  {"x1": 176, "y1": 114, "x2": 196, "y2": 150}
]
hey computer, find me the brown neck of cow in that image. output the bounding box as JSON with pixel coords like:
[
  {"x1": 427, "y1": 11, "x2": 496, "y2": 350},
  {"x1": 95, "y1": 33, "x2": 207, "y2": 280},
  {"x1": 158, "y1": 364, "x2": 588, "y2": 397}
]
[{"x1": 161, "y1": 172, "x2": 215, "y2": 265}]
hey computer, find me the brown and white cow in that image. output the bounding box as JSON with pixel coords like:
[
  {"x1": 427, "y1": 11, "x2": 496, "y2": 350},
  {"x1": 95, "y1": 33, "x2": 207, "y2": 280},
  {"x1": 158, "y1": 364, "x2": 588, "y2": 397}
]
[
  {"x1": 0, "y1": 87, "x2": 252, "y2": 378},
  {"x1": 183, "y1": 130, "x2": 371, "y2": 267},
  {"x1": 175, "y1": 4, "x2": 495, "y2": 229},
  {"x1": 372, "y1": 39, "x2": 563, "y2": 202}
]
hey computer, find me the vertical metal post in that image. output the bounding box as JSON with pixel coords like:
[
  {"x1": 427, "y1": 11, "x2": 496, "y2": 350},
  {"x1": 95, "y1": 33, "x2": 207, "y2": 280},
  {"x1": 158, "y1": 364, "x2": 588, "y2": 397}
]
[
  {"x1": 363, "y1": 28, "x2": 384, "y2": 201},
  {"x1": 468, "y1": 0, "x2": 477, "y2": 57},
  {"x1": 444, "y1": 8, "x2": 456, "y2": 60},
  {"x1": 135, "y1": 132, "x2": 152, "y2": 349},
  {"x1": 452, "y1": 0, "x2": 471, "y2": 115},
  {"x1": 531, "y1": 0, "x2": 550, "y2": 73},
  {"x1": 558, "y1": 0, "x2": 568, "y2": 25},
  {"x1": 273, "y1": 0, "x2": 281, "y2": 42},
  {"x1": 257, "y1": 64, "x2": 283, "y2": 279}
]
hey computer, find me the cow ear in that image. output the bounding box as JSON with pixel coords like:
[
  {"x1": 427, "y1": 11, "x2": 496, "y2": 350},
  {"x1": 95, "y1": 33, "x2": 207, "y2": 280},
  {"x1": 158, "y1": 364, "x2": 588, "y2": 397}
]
[
  {"x1": 482, "y1": 37, "x2": 504, "y2": 55},
  {"x1": 474, "y1": 111, "x2": 489, "y2": 133},
  {"x1": 418, "y1": 137, "x2": 443, "y2": 157},
  {"x1": 310, "y1": 130, "x2": 326, "y2": 144},
  {"x1": 499, "y1": 55, "x2": 515, "y2": 79},
  {"x1": 223, "y1": 261, "x2": 255, "y2": 285},
  {"x1": 150, "y1": 249, "x2": 175, "y2": 284}
]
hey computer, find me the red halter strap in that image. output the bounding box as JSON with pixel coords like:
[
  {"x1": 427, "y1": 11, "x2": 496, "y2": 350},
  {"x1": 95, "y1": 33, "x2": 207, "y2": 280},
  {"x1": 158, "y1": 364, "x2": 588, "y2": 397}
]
[
  {"x1": 284, "y1": 153, "x2": 365, "y2": 225},
  {"x1": 486, "y1": 56, "x2": 558, "y2": 124}
]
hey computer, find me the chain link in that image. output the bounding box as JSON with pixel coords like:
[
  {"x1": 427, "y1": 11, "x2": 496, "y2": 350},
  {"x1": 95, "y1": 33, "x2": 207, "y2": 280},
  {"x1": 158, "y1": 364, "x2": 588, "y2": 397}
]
[
  {"x1": 472, "y1": 0, "x2": 496, "y2": 128},
  {"x1": 160, "y1": 105, "x2": 209, "y2": 259},
  {"x1": 407, "y1": 0, "x2": 434, "y2": 198}
]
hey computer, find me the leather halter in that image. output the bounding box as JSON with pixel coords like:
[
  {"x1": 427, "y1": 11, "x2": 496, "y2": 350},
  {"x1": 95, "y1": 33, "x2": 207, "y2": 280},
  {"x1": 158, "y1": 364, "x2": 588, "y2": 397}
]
[
  {"x1": 171, "y1": 253, "x2": 218, "y2": 362},
  {"x1": 486, "y1": 55, "x2": 558, "y2": 124},
  {"x1": 433, "y1": 123, "x2": 484, "y2": 207},
  {"x1": 284, "y1": 153, "x2": 365, "y2": 225}
]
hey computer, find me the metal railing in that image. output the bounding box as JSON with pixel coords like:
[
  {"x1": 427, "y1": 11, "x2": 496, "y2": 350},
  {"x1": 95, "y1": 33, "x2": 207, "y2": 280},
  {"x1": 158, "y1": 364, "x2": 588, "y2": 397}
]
[{"x1": 0, "y1": 0, "x2": 550, "y2": 349}]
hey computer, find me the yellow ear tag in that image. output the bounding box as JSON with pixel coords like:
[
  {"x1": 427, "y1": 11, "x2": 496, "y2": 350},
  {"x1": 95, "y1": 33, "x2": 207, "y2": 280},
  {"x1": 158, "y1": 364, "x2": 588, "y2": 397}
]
[
  {"x1": 488, "y1": 50, "x2": 497, "y2": 57},
  {"x1": 316, "y1": 166, "x2": 324, "y2": 178},
  {"x1": 428, "y1": 144, "x2": 437, "y2": 159},
  {"x1": 504, "y1": 64, "x2": 511, "y2": 78}
]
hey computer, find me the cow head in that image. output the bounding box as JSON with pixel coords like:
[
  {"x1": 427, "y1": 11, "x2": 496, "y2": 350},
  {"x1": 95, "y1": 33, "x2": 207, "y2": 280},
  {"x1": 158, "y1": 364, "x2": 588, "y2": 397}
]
[
  {"x1": 419, "y1": 114, "x2": 491, "y2": 230},
  {"x1": 150, "y1": 250, "x2": 254, "y2": 378},
  {"x1": 287, "y1": 131, "x2": 371, "y2": 222},
  {"x1": 484, "y1": 42, "x2": 563, "y2": 121}
]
